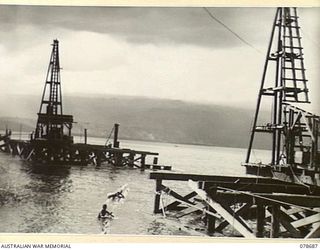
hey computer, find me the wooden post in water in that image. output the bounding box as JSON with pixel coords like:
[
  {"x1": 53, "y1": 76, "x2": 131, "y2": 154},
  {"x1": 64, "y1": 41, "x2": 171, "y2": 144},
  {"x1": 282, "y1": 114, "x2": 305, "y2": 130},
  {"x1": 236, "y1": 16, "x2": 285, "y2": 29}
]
[
  {"x1": 154, "y1": 179, "x2": 162, "y2": 213},
  {"x1": 207, "y1": 186, "x2": 217, "y2": 234},
  {"x1": 207, "y1": 205, "x2": 216, "y2": 234},
  {"x1": 84, "y1": 128, "x2": 87, "y2": 144},
  {"x1": 128, "y1": 153, "x2": 135, "y2": 168},
  {"x1": 153, "y1": 157, "x2": 158, "y2": 166},
  {"x1": 114, "y1": 152, "x2": 123, "y2": 166},
  {"x1": 271, "y1": 204, "x2": 280, "y2": 238},
  {"x1": 140, "y1": 154, "x2": 146, "y2": 171},
  {"x1": 113, "y1": 123, "x2": 120, "y2": 148},
  {"x1": 96, "y1": 151, "x2": 102, "y2": 166},
  {"x1": 256, "y1": 203, "x2": 265, "y2": 237}
]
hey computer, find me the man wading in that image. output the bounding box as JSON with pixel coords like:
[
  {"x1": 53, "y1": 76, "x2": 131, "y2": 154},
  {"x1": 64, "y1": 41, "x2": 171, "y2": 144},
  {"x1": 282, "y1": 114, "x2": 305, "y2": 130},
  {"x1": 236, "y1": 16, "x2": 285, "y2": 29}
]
[{"x1": 98, "y1": 204, "x2": 114, "y2": 219}]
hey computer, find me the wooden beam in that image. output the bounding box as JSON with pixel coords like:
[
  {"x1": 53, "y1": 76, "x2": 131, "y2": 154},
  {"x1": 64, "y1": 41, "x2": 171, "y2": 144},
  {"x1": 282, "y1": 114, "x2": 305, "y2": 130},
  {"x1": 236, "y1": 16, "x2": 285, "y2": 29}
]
[
  {"x1": 215, "y1": 202, "x2": 252, "y2": 233},
  {"x1": 216, "y1": 188, "x2": 320, "y2": 209},
  {"x1": 188, "y1": 180, "x2": 256, "y2": 239},
  {"x1": 256, "y1": 203, "x2": 265, "y2": 237},
  {"x1": 160, "y1": 185, "x2": 195, "y2": 206},
  {"x1": 205, "y1": 181, "x2": 319, "y2": 195},
  {"x1": 207, "y1": 205, "x2": 216, "y2": 234},
  {"x1": 167, "y1": 193, "x2": 221, "y2": 219},
  {"x1": 176, "y1": 206, "x2": 203, "y2": 218},
  {"x1": 154, "y1": 179, "x2": 162, "y2": 214},
  {"x1": 277, "y1": 208, "x2": 302, "y2": 238},
  {"x1": 165, "y1": 191, "x2": 198, "y2": 211},
  {"x1": 271, "y1": 204, "x2": 280, "y2": 238},
  {"x1": 283, "y1": 207, "x2": 305, "y2": 215},
  {"x1": 292, "y1": 213, "x2": 320, "y2": 228},
  {"x1": 150, "y1": 172, "x2": 297, "y2": 185},
  {"x1": 305, "y1": 222, "x2": 320, "y2": 238}
]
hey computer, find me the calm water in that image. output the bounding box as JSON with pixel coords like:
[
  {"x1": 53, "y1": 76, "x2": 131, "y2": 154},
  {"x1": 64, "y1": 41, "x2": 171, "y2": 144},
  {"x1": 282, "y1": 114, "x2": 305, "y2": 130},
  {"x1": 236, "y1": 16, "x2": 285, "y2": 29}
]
[{"x1": 0, "y1": 139, "x2": 270, "y2": 235}]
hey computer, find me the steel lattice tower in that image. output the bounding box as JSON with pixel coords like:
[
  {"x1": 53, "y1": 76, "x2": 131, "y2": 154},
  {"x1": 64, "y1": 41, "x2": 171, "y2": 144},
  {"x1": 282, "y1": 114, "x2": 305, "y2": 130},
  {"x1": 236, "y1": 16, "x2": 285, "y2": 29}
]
[
  {"x1": 34, "y1": 39, "x2": 73, "y2": 143},
  {"x1": 244, "y1": 8, "x2": 319, "y2": 181}
]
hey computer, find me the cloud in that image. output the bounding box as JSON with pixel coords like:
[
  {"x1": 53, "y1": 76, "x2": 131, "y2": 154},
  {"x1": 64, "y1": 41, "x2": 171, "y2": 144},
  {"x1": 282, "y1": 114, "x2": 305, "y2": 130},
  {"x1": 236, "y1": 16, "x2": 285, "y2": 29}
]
[
  {"x1": 0, "y1": 6, "x2": 276, "y2": 50},
  {"x1": 0, "y1": 6, "x2": 318, "y2": 111}
]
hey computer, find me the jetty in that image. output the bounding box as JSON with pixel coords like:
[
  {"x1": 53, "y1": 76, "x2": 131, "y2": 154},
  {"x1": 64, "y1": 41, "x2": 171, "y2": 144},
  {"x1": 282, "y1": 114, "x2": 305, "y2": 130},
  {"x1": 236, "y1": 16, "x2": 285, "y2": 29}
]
[
  {"x1": 149, "y1": 7, "x2": 320, "y2": 238},
  {"x1": 0, "y1": 39, "x2": 171, "y2": 170}
]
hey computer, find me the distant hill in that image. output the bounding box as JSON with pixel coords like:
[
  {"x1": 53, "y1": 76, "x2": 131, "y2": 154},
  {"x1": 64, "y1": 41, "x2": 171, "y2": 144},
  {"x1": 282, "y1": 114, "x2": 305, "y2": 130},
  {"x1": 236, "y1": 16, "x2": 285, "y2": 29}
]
[{"x1": 0, "y1": 94, "x2": 271, "y2": 149}]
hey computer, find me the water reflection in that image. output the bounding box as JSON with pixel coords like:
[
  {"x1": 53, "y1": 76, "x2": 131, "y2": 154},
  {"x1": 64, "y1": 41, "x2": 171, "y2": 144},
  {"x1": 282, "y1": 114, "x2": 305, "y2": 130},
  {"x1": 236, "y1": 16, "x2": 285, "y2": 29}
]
[{"x1": 17, "y1": 162, "x2": 72, "y2": 232}]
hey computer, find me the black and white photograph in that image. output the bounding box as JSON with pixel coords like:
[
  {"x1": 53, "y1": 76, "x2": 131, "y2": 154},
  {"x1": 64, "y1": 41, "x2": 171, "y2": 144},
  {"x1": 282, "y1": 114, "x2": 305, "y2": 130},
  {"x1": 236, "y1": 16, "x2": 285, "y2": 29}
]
[{"x1": 0, "y1": 2, "x2": 319, "y2": 240}]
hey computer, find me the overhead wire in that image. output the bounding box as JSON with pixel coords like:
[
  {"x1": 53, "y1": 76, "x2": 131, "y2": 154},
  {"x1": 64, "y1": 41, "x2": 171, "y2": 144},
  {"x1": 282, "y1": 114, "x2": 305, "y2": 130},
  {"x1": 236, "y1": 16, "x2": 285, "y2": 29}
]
[{"x1": 203, "y1": 7, "x2": 263, "y2": 55}]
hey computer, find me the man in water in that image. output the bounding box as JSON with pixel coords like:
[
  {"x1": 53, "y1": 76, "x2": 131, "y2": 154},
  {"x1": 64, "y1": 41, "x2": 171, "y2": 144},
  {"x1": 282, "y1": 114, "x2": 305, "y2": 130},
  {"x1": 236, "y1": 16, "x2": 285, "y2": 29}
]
[
  {"x1": 107, "y1": 190, "x2": 125, "y2": 200},
  {"x1": 98, "y1": 204, "x2": 114, "y2": 219}
]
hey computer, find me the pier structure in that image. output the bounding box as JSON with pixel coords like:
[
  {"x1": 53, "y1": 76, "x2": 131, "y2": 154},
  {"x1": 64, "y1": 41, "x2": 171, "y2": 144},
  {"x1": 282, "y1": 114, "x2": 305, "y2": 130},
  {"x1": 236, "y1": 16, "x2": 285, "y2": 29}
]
[
  {"x1": 0, "y1": 39, "x2": 170, "y2": 170},
  {"x1": 150, "y1": 172, "x2": 320, "y2": 238},
  {"x1": 244, "y1": 7, "x2": 319, "y2": 185},
  {"x1": 150, "y1": 7, "x2": 319, "y2": 238}
]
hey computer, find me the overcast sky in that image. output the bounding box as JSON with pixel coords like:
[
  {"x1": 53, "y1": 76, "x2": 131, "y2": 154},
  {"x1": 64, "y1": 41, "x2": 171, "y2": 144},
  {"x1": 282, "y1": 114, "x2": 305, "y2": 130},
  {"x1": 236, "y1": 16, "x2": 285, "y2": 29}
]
[{"x1": 0, "y1": 5, "x2": 319, "y2": 112}]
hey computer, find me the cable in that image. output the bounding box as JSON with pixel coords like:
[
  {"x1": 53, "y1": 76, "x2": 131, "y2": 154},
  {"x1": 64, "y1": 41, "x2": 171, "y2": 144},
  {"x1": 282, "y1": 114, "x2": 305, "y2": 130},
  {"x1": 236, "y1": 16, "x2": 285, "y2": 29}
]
[
  {"x1": 203, "y1": 7, "x2": 262, "y2": 55},
  {"x1": 105, "y1": 125, "x2": 115, "y2": 147}
]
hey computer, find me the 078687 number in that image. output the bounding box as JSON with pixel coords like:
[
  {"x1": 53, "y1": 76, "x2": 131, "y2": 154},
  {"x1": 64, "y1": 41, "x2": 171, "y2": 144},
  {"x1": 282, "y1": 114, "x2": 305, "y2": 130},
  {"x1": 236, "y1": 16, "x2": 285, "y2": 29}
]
[{"x1": 300, "y1": 244, "x2": 318, "y2": 249}]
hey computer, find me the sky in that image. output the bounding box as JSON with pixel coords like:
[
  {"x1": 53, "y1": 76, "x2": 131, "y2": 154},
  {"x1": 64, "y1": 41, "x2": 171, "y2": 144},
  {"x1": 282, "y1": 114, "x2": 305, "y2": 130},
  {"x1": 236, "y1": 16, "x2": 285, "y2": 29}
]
[{"x1": 0, "y1": 5, "x2": 319, "y2": 112}]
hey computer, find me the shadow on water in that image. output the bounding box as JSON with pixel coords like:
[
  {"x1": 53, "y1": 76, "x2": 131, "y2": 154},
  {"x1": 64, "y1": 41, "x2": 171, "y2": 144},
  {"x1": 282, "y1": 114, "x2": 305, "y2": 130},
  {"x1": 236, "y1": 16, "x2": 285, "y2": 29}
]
[
  {"x1": 15, "y1": 162, "x2": 73, "y2": 232},
  {"x1": 20, "y1": 161, "x2": 71, "y2": 193}
]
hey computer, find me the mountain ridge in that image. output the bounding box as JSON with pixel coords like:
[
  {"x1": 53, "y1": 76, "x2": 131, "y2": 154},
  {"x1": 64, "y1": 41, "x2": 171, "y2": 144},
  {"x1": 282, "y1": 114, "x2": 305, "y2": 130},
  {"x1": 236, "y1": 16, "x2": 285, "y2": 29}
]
[{"x1": 0, "y1": 94, "x2": 271, "y2": 149}]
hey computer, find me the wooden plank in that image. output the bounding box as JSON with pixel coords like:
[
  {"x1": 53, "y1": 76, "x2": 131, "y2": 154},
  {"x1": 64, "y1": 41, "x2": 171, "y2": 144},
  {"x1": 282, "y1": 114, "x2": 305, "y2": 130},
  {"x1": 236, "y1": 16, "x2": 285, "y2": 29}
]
[
  {"x1": 176, "y1": 206, "x2": 203, "y2": 218},
  {"x1": 188, "y1": 180, "x2": 256, "y2": 239},
  {"x1": 150, "y1": 172, "x2": 298, "y2": 185},
  {"x1": 165, "y1": 191, "x2": 198, "y2": 211},
  {"x1": 283, "y1": 207, "x2": 305, "y2": 215},
  {"x1": 170, "y1": 195, "x2": 221, "y2": 219},
  {"x1": 305, "y1": 222, "x2": 320, "y2": 239},
  {"x1": 218, "y1": 201, "x2": 253, "y2": 233},
  {"x1": 205, "y1": 181, "x2": 318, "y2": 195},
  {"x1": 216, "y1": 188, "x2": 320, "y2": 209},
  {"x1": 160, "y1": 185, "x2": 196, "y2": 206},
  {"x1": 268, "y1": 207, "x2": 303, "y2": 238},
  {"x1": 292, "y1": 213, "x2": 320, "y2": 228},
  {"x1": 216, "y1": 202, "x2": 252, "y2": 233},
  {"x1": 279, "y1": 210, "x2": 302, "y2": 238}
]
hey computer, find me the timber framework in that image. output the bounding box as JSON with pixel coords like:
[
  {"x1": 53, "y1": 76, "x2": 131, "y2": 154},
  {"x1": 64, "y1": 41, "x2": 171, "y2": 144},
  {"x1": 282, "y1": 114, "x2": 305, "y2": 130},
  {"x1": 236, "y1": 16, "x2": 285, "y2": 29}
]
[
  {"x1": 0, "y1": 39, "x2": 171, "y2": 171},
  {"x1": 149, "y1": 7, "x2": 320, "y2": 238}
]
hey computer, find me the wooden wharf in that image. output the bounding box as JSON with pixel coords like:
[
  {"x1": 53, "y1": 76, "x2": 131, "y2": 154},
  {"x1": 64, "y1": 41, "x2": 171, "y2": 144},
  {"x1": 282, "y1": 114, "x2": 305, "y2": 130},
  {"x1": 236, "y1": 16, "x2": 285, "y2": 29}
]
[
  {"x1": 150, "y1": 172, "x2": 320, "y2": 238},
  {"x1": 0, "y1": 128, "x2": 171, "y2": 170},
  {"x1": 0, "y1": 39, "x2": 171, "y2": 170},
  {"x1": 147, "y1": 8, "x2": 318, "y2": 238}
]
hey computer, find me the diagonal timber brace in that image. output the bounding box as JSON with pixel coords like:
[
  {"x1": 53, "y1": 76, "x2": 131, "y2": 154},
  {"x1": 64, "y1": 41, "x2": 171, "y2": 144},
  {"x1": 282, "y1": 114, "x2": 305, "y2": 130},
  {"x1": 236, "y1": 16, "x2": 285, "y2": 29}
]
[{"x1": 188, "y1": 180, "x2": 256, "y2": 238}]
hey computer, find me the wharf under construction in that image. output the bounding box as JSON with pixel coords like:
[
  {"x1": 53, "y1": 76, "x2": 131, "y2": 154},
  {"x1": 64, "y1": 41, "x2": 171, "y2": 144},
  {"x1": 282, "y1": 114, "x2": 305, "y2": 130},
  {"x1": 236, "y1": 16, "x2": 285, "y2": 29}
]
[
  {"x1": 150, "y1": 7, "x2": 320, "y2": 238},
  {"x1": 0, "y1": 39, "x2": 170, "y2": 171}
]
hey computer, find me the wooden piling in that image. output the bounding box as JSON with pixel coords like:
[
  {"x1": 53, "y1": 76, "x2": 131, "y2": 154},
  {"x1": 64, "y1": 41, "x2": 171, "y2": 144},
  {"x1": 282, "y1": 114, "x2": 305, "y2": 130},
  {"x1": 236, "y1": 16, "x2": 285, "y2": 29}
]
[
  {"x1": 154, "y1": 179, "x2": 162, "y2": 214},
  {"x1": 128, "y1": 153, "x2": 134, "y2": 168},
  {"x1": 96, "y1": 151, "x2": 102, "y2": 166},
  {"x1": 207, "y1": 205, "x2": 216, "y2": 234},
  {"x1": 113, "y1": 123, "x2": 120, "y2": 148},
  {"x1": 271, "y1": 204, "x2": 280, "y2": 238},
  {"x1": 140, "y1": 154, "x2": 146, "y2": 171},
  {"x1": 256, "y1": 203, "x2": 265, "y2": 237},
  {"x1": 153, "y1": 157, "x2": 158, "y2": 166},
  {"x1": 84, "y1": 128, "x2": 87, "y2": 144},
  {"x1": 114, "y1": 152, "x2": 123, "y2": 166}
]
